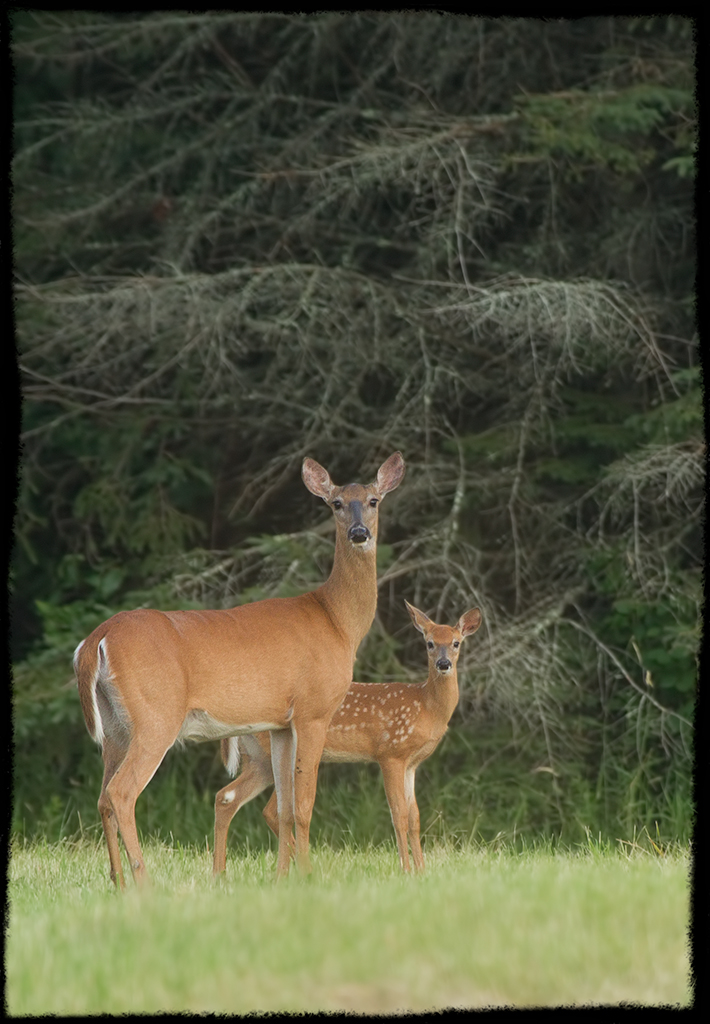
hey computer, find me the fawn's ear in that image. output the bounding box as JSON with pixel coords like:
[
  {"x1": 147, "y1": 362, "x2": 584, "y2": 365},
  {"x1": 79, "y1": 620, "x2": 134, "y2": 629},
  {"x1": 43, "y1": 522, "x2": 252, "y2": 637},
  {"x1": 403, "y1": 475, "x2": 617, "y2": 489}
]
[
  {"x1": 374, "y1": 451, "x2": 405, "y2": 497},
  {"x1": 457, "y1": 608, "x2": 482, "y2": 638},
  {"x1": 405, "y1": 599, "x2": 434, "y2": 635},
  {"x1": 302, "y1": 459, "x2": 336, "y2": 502}
]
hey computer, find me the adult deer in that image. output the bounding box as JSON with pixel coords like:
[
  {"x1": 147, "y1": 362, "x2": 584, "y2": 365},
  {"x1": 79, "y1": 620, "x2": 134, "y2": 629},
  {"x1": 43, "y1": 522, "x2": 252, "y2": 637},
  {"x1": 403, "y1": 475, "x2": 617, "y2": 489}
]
[
  {"x1": 213, "y1": 600, "x2": 482, "y2": 874},
  {"x1": 75, "y1": 452, "x2": 405, "y2": 887}
]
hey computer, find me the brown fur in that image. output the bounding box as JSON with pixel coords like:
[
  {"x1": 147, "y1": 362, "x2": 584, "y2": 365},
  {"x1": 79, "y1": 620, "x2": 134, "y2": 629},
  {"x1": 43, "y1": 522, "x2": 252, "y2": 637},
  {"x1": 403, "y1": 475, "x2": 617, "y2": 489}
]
[
  {"x1": 212, "y1": 601, "x2": 482, "y2": 874},
  {"x1": 75, "y1": 452, "x2": 405, "y2": 886}
]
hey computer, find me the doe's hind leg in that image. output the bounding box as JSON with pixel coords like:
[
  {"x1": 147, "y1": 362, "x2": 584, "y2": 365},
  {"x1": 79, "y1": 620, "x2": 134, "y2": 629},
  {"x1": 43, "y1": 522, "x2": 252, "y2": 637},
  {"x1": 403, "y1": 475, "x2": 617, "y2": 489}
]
[
  {"x1": 97, "y1": 734, "x2": 129, "y2": 889},
  {"x1": 104, "y1": 722, "x2": 179, "y2": 886}
]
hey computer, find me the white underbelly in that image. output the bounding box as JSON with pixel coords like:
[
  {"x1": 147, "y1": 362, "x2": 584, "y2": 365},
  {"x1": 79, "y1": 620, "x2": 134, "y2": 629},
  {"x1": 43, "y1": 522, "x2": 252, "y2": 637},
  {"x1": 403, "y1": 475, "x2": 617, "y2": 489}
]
[{"x1": 177, "y1": 710, "x2": 282, "y2": 744}]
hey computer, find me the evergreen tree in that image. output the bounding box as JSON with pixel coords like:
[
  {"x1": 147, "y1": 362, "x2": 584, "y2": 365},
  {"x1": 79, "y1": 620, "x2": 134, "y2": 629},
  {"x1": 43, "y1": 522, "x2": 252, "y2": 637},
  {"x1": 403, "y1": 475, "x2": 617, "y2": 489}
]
[{"x1": 12, "y1": 13, "x2": 698, "y2": 847}]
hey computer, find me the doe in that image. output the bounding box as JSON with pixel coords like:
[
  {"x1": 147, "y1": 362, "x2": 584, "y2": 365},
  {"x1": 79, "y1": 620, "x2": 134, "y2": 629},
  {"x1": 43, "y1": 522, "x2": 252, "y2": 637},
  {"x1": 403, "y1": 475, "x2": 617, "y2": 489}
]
[{"x1": 75, "y1": 452, "x2": 405, "y2": 886}]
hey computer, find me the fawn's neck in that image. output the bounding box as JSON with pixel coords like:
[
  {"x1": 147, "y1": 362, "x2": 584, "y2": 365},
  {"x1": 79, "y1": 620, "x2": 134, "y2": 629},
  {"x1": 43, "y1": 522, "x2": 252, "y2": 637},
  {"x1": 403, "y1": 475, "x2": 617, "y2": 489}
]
[{"x1": 421, "y1": 665, "x2": 461, "y2": 724}]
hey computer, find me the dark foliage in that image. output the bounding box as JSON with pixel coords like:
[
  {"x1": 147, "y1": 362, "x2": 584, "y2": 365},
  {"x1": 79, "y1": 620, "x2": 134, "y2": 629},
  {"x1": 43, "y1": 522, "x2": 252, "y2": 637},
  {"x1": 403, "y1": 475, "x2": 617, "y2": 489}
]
[{"x1": 12, "y1": 13, "x2": 698, "y2": 848}]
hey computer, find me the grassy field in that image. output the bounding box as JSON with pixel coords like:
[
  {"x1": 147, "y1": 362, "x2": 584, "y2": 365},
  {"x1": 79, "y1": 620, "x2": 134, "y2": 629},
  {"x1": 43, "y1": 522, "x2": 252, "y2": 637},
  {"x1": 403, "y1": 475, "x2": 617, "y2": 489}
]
[{"x1": 6, "y1": 835, "x2": 691, "y2": 1015}]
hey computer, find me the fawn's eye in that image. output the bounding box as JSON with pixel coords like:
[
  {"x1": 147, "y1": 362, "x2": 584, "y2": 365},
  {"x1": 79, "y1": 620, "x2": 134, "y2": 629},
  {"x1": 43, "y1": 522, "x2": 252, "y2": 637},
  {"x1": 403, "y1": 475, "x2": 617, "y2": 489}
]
[
  {"x1": 453, "y1": 641, "x2": 460, "y2": 649},
  {"x1": 369, "y1": 498, "x2": 378, "y2": 507},
  {"x1": 332, "y1": 499, "x2": 343, "y2": 510},
  {"x1": 427, "y1": 640, "x2": 434, "y2": 649}
]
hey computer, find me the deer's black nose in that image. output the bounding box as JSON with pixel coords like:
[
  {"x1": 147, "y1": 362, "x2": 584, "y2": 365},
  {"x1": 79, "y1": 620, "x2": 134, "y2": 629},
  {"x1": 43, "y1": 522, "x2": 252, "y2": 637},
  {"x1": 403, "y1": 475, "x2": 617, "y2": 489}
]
[
  {"x1": 436, "y1": 657, "x2": 452, "y2": 672},
  {"x1": 348, "y1": 524, "x2": 370, "y2": 544}
]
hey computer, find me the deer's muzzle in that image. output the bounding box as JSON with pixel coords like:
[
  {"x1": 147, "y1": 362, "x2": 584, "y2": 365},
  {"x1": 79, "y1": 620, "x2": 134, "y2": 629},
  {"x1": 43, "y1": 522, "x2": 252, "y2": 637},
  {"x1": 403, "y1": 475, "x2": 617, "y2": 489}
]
[{"x1": 348, "y1": 524, "x2": 370, "y2": 544}]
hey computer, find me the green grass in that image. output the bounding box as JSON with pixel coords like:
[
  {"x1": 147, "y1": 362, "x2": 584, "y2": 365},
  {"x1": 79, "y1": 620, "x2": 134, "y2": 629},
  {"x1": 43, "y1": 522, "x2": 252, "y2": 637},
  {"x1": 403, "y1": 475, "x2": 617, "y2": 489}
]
[{"x1": 7, "y1": 836, "x2": 691, "y2": 1014}]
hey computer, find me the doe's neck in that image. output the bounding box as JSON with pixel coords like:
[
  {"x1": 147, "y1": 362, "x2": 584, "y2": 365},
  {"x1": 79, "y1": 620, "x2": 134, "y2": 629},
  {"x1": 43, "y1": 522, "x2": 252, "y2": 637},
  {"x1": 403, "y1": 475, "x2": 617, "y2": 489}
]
[{"x1": 316, "y1": 532, "x2": 378, "y2": 652}]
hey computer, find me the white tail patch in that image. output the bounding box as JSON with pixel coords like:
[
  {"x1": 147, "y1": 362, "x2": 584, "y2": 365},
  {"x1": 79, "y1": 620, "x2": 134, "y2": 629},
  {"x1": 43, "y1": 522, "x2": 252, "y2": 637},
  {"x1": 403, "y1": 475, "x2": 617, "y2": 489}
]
[
  {"x1": 72, "y1": 639, "x2": 85, "y2": 674},
  {"x1": 83, "y1": 638, "x2": 111, "y2": 748},
  {"x1": 224, "y1": 737, "x2": 241, "y2": 777},
  {"x1": 78, "y1": 637, "x2": 133, "y2": 750}
]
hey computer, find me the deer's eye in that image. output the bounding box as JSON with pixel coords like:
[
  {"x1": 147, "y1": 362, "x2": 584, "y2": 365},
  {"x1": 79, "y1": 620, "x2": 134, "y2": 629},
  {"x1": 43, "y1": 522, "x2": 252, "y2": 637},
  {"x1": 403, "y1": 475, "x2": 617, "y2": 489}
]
[
  {"x1": 369, "y1": 498, "x2": 379, "y2": 507},
  {"x1": 427, "y1": 640, "x2": 434, "y2": 649},
  {"x1": 332, "y1": 499, "x2": 343, "y2": 510},
  {"x1": 453, "y1": 641, "x2": 460, "y2": 649}
]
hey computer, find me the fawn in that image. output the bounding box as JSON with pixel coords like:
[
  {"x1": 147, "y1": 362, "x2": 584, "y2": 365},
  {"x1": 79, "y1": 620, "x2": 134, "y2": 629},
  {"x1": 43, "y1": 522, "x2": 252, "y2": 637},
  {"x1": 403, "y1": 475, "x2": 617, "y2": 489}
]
[{"x1": 213, "y1": 599, "x2": 481, "y2": 873}]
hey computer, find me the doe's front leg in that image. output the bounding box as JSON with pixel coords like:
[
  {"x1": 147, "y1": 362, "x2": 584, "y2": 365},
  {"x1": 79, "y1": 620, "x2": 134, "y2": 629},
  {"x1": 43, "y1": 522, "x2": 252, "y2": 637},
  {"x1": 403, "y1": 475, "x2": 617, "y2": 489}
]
[
  {"x1": 291, "y1": 719, "x2": 329, "y2": 877},
  {"x1": 270, "y1": 727, "x2": 297, "y2": 879}
]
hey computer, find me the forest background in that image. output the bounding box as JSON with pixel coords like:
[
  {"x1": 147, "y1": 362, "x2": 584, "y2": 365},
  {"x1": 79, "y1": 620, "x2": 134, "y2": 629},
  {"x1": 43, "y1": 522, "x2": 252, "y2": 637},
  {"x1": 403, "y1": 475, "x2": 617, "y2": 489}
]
[{"x1": 11, "y1": 13, "x2": 699, "y2": 855}]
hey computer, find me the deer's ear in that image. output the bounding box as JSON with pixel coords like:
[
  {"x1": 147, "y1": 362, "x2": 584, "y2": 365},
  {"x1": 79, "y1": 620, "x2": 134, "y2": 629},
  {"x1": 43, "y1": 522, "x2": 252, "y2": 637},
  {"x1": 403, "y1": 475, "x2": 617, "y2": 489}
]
[
  {"x1": 375, "y1": 452, "x2": 405, "y2": 497},
  {"x1": 458, "y1": 608, "x2": 482, "y2": 638},
  {"x1": 302, "y1": 459, "x2": 335, "y2": 501},
  {"x1": 405, "y1": 599, "x2": 433, "y2": 635}
]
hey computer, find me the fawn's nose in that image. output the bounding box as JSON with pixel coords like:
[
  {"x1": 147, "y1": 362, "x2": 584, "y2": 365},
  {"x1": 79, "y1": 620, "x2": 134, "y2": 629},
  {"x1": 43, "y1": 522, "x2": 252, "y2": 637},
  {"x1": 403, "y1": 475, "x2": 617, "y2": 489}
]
[{"x1": 436, "y1": 657, "x2": 452, "y2": 672}]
